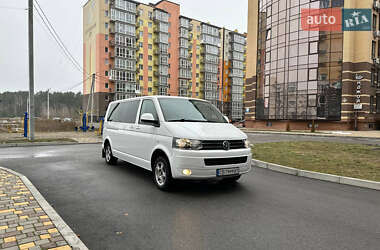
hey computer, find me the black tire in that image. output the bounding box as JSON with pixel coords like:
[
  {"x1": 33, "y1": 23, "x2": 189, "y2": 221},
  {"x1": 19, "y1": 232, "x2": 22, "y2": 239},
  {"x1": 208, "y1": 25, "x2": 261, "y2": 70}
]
[
  {"x1": 152, "y1": 156, "x2": 173, "y2": 191},
  {"x1": 220, "y1": 175, "x2": 241, "y2": 184},
  {"x1": 105, "y1": 143, "x2": 118, "y2": 165}
]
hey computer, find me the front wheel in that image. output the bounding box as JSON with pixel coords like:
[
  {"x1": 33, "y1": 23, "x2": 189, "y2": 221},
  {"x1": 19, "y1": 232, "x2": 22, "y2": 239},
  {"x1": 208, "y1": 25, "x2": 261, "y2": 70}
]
[
  {"x1": 153, "y1": 156, "x2": 173, "y2": 191},
  {"x1": 105, "y1": 143, "x2": 118, "y2": 165}
]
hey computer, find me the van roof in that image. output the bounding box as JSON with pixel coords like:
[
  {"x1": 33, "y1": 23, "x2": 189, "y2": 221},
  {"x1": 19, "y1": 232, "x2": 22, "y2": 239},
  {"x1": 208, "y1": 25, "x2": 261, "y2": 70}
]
[{"x1": 109, "y1": 96, "x2": 209, "y2": 105}]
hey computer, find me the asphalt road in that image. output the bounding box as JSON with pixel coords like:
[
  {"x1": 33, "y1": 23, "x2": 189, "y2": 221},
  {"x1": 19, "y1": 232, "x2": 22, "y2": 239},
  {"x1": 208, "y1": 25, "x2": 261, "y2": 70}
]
[
  {"x1": 247, "y1": 132, "x2": 380, "y2": 145},
  {"x1": 0, "y1": 144, "x2": 379, "y2": 250}
]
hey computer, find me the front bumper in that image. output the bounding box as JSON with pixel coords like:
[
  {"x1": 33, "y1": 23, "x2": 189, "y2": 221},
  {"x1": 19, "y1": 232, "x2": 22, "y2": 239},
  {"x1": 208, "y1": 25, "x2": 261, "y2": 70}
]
[{"x1": 170, "y1": 148, "x2": 252, "y2": 180}]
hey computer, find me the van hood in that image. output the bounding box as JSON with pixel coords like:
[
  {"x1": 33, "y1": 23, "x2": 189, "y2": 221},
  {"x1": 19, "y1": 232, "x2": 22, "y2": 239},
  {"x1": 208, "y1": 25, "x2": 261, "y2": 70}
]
[{"x1": 164, "y1": 122, "x2": 247, "y2": 140}]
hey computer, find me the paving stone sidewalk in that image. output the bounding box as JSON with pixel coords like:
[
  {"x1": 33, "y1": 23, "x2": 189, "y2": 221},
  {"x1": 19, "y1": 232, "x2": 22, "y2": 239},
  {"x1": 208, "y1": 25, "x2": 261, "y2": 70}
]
[{"x1": 0, "y1": 170, "x2": 78, "y2": 250}]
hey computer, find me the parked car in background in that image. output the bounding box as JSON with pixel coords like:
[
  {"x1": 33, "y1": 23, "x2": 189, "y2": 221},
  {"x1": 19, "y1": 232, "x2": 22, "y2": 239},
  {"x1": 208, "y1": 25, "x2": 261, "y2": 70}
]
[
  {"x1": 53, "y1": 117, "x2": 61, "y2": 121},
  {"x1": 63, "y1": 118, "x2": 73, "y2": 122},
  {"x1": 102, "y1": 96, "x2": 252, "y2": 190}
]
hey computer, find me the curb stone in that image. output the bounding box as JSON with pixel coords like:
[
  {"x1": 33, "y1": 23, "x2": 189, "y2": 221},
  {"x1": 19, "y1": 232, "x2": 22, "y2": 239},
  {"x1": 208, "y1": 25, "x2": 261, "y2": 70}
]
[
  {"x1": 0, "y1": 166, "x2": 89, "y2": 250},
  {"x1": 0, "y1": 142, "x2": 102, "y2": 148},
  {"x1": 252, "y1": 159, "x2": 380, "y2": 191},
  {"x1": 242, "y1": 130, "x2": 380, "y2": 141}
]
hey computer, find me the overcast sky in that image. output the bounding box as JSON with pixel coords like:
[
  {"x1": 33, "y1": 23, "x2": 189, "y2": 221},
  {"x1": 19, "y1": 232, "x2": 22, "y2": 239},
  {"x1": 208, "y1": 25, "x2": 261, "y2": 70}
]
[{"x1": 0, "y1": 0, "x2": 247, "y2": 93}]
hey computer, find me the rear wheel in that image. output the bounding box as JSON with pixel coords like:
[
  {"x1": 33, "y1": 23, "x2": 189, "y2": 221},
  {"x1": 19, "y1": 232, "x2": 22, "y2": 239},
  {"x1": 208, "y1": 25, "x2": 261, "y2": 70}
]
[
  {"x1": 153, "y1": 156, "x2": 173, "y2": 191},
  {"x1": 105, "y1": 143, "x2": 118, "y2": 165}
]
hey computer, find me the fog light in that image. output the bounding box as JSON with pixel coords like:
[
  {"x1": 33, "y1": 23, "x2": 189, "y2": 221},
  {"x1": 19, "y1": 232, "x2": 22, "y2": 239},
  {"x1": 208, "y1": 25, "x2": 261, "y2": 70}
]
[{"x1": 182, "y1": 169, "x2": 192, "y2": 176}]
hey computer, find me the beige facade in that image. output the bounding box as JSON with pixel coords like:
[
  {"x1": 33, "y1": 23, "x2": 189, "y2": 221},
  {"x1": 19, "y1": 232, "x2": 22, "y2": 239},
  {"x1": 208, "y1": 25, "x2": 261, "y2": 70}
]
[{"x1": 245, "y1": 0, "x2": 380, "y2": 130}]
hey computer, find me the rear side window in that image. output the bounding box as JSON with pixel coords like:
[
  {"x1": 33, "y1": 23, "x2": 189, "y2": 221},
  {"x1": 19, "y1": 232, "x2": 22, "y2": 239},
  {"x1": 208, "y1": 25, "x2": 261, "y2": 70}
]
[{"x1": 118, "y1": 100, "x2": 140, "y2": 123}]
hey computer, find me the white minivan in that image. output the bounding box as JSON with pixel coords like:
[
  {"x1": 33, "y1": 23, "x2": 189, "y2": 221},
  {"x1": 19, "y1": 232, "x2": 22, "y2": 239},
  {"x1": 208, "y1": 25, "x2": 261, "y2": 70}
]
[{"x1": 102, "y1": 96, "x2": 252, "y2": 190}]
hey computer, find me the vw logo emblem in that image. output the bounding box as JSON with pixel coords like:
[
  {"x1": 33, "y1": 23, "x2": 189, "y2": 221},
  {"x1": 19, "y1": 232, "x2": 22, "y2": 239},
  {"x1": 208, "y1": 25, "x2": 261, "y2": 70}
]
[{"x1": 222, "y1": 141, "x2": 230, "y2": 151}]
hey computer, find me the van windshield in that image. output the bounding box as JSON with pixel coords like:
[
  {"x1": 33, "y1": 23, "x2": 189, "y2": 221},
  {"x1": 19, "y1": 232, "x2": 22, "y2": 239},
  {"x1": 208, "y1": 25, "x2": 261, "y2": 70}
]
[{"x1": 158, "y1": 98, "x2": 227, "y2": 123}]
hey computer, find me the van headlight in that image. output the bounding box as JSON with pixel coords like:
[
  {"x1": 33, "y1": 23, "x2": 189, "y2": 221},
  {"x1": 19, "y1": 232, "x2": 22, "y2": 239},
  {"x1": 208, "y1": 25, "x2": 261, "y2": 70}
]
[
  {"x1": 173, "y1": 138, "x2": 202, "y2": 150},
  {"x1": 244, "y1": 139, "x2": 251, "y2": 148}
]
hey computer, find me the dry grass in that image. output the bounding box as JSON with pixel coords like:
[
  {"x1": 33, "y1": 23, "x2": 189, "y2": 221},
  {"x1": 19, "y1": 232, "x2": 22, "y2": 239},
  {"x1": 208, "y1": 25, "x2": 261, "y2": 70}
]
[
  {"x1": 35, "y1": 120, "x2": 76, "y2": 132},
  {"x1": 252, "y1": 142, "x2": 380, "y2": 182}
]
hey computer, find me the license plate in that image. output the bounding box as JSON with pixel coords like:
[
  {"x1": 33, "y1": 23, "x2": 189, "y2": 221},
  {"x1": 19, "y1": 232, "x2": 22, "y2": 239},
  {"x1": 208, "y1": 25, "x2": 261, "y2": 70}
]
[{"x1": 216, "y1": 168, "x2": 240, "y2": 177}]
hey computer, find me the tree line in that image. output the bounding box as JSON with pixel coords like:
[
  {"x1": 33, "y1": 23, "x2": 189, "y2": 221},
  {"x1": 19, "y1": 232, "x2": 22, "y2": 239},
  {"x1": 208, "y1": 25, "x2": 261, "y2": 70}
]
[{"x1": 0, "y1": 91, "x2": 82, "y2": 118}]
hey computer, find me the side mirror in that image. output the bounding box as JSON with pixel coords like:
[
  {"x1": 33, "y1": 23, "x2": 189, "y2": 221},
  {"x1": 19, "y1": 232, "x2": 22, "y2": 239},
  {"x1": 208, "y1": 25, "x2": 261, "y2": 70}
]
[
  {"x1": 223, "y1": 115, "x2": 230, "y2": 123},
  {"x1": 141, "y1": 113, "x2": 159, "y2": 127}
]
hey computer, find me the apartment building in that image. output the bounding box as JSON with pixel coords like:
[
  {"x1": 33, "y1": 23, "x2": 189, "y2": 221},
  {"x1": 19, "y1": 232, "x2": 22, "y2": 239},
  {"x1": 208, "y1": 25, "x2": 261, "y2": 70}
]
[
  {"x1": 246, "y1": 0, "x2": 380, "y2": 130},
  {"x1": 83, "y1": 0, "x2": 246, "y2": 121}
]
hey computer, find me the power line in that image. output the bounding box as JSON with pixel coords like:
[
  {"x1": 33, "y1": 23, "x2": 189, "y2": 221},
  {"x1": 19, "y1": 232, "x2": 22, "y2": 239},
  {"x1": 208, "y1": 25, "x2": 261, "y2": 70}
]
[
  {"x1": 33, "y1": 1, "x2": 109, "y2": 82},
  {"x1": 61, "y1": 75, "x2": 92, "y2": 92},
  {"x1": 33, "y1": 2, "x2": 84, "y2": 74},
  {"x1": 33, "y1": 0, "x2": 83, "y2": 71}
]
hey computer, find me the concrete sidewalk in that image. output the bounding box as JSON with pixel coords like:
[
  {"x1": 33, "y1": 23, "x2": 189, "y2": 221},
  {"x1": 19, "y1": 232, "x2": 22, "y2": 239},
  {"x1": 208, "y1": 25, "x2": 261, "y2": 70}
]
[
  {"x1": 241, "y1": 128, "x2": 380, "y2": 139},
  {"x1": 0, "y1": 168, "x2": 87, "y2": 250}
]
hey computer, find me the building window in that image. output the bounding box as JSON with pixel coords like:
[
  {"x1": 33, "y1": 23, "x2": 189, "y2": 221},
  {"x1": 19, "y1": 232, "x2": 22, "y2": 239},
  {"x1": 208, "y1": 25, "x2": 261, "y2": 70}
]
[
  {"x1": 105, "y1": 47, "x2": 108, "y2": 53},
  {"x1": 139, "y1": 42, "x2": 143, "y2": 48},
  {"x1": 139, "y1": 76, "x2": 143, "y2": 81},
  {"x1": 105, "y1": 71, "x2": 109, "y2": 76},
  {"x1": 266, "y1": 29, "x2": 271, "y2": 40},
  {"x1": 372, "y1": 41, "x2": 376, "y2": 59},
  {"x1": 148, "y1": 11, "x2": 152, "y2": 19},
  {"x1": 105, "y1": 22, "x2": 109, "y2": 29},
  {"x1": 148, "y1": 66, "x2": 152, "y2": 71},
  {"x1": 377, "y1": 94, "x2": 380, "y2": 113},
  {"x1": 370, "y1": 96, "x2": 375, "y2": 113},
  {"x1": 148, "y1": 22, "x2": 152, "y2": 28},
  {"x1": 372, "y1": 71, "x2": 378, "y2": 87},
  {"x1": 148, "y1": 77, "x2": 152, "y2": 82},
  {"x1": 139, "y1": 9, "x2": 143, "y2": 16},
  {"x1": 148, "y1": 87, "x2": 152, "y2": 92},
  {"x1": 105, "y1": 83, "x2": 109, "y2": 89},
  {"x1": 139, "y1": 64, "x2": 143, "y2": 70},
  {"x1": 373, "y1": 14, "x2": 378, "y2": 31},
  {"x1": 196, "y1": 73, "x2": 199, "y2": 78},
  {"x1": 105, "y1": 10, "x2": 108, "y2": 17},
  {"x1": 196, "y1": 92, "x2": 199, "y2": 97},
  {"x1": 196, "y1": 64, "x2": 199, "y2": 69},
  {"x1": 105, "y1": 35, "x2": 109, "y2": 40},
  {"x1": 148, "y1": 55, "x2": 152, "y2": 61},
  {"x1": 148, "y1": 44, "x2": 152, "y2": 49},
  {"x1": 105, "y1": 59, "x2": 109, "y2": 65},
  {"x1": 139, "y1": 54, "x2": 143, "y2": 59},
  {"x1": 139, "y1": 20, "x2": 143, "y2": 26},
  {"x1": 140, "y1": 31, "x2": 143, "y2": 37},
  {"x1": 148, "y1": 33, "x2": 152, "y2": 39}
]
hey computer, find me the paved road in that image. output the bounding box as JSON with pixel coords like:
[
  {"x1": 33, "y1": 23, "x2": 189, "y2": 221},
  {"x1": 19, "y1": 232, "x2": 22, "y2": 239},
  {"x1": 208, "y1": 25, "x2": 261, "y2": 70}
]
[
  {"x1": 247, "y1": 132, "x2": 380, "y2": 145},
  {"x1": 0, "y1": 145, "x2": 379, "y2": 250}
]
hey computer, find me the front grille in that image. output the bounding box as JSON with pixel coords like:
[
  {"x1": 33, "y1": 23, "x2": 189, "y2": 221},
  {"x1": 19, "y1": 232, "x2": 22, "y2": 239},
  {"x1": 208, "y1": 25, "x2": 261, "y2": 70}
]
[
  {"x1": 201, "y1": 140, "x2": 245, "y2": 150},
  {"x1": 204, "y1": 156, "x2": 248, "y2": 166}
]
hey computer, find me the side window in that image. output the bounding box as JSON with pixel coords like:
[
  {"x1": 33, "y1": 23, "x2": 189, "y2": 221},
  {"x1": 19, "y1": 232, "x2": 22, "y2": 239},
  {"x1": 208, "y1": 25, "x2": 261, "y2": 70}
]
[
  {"x1": 119, "y1": 100, "x2": 140, "y2": 124},
  {"x1": 107, "y1": 103, "x2": 121, "y2": 122},
  {"x1": 139, "y1": 100, "x2": 158, "y2": 124}
]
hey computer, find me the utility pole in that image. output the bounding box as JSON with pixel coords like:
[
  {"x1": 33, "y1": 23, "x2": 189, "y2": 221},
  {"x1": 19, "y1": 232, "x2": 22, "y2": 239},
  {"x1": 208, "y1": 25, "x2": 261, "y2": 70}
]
[
  {"x1": 86, "y1": 74, "x2": 96, "y2": 125},
  {"x1": 28, "y1": 0, "x2": 35, "y2": 141},
  {"x1": 47, "y1": 89, "x2": 50, "y2": 119},
  {"x1": 91, "y1": 74, "x2": 95, "y2": 124}
]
